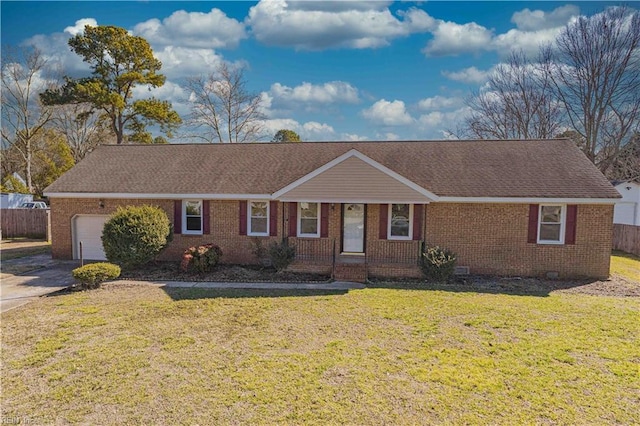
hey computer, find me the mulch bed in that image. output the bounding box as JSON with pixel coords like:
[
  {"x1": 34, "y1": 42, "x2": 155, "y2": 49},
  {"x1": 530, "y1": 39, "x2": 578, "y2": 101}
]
[
  {"x1": 120, "y1": 262, "x2": 332, "y2": 283},
  {"x1": 120, "y1": 262, "x2": 640, "y2": 297},
  {"x1": 368, "y1": 274, "x2": 640, "y2": 297}
]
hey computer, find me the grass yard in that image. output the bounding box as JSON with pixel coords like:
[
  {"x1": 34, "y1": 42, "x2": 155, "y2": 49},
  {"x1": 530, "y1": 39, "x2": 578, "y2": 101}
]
[
  {"x1": 1, "y1": 284, "x2": 638, "y2": 425},
  {"x1": 611, "y1": 250, "x2": 640, "y2": 282},
  {"x1": 0, "y1": 239, "x2": 50, "y2": 261}
]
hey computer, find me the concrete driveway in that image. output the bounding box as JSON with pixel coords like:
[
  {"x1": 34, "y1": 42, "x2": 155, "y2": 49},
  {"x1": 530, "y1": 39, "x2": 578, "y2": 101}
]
[{"x1": 1, "y1": 254, "x2": 77, "y2": 313}]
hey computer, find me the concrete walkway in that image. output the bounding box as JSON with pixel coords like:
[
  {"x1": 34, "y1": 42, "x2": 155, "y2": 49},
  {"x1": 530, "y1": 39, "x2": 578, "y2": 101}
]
[
  {"x1": 1, "y1": 252, "x2": 364, "y2": 313},
  {"x1": 114, "y1": 280, "x2": 366, "y2": 290}
]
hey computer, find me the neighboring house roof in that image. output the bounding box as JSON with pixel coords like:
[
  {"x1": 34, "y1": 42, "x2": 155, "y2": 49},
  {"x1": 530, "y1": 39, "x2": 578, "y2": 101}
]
[{"x1": 44, "y1": 139, "x2": 621, "y2": 201}]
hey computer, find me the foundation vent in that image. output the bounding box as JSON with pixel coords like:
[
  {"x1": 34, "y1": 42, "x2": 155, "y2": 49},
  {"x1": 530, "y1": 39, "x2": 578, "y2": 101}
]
[{"x1": 454, "y1": 266, "x2": 470, "y2": 275}]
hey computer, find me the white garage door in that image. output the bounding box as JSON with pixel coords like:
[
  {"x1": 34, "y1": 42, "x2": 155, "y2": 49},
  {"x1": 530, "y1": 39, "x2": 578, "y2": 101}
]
[{"x1": 73, "y1": 215, "x2": 109, "y2": 260}]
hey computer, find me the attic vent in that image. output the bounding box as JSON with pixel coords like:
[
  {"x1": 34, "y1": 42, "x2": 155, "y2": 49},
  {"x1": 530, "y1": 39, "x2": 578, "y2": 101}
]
[{"x1": 454, "y1": 266, "x2": 470, "y2": 275}]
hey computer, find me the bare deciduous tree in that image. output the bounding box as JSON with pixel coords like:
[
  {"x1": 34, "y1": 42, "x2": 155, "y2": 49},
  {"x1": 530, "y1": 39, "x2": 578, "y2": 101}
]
[
  {"x1": 460, "y1": 51, "x2": 564, "y2": 140},
  {"x1": 186, "y1": 63, "x2": 264, "y2": 143},
  {"x1": 1, "y1": 46, "x2": 55, "y2": 192},
  {"x1": 543, "y1": 7, "x2": 640, "y2": 174},
  {"x1": 50, "y1": 103, "x2": 114, "y2": 162}
]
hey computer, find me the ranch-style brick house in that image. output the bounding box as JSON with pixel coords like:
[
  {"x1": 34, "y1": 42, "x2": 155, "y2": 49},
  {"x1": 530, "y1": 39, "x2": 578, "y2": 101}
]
[{"x1": 44, "y1": 139, "x2": 620, "y2": 281}]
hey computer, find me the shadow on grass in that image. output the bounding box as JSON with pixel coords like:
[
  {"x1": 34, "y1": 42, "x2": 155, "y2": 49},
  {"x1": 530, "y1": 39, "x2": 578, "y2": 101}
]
[
  {"x1": 366, "y1": 276, "x2": 603, "y2": 297},
  {"x1": 161, "y1": 286, "x2": 348, "y2": 300},
  {"x1": 0, "y1": 244, "x2": 51, "y2": 262},
  {"x1": 612, "y1": 250, "x2": 640, "y2": 261}
]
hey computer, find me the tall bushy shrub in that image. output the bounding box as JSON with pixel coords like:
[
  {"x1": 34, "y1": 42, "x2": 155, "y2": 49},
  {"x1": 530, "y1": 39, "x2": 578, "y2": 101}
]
[
  {"x1": 421, "y1": 246, "x2": 457, "y2": 282},
  {"x1": 102, "y1": 205, "x2": 172, "y2": 269},
  {"x1": 269, "y1": 240, "x2": 296, "y2": 272}
]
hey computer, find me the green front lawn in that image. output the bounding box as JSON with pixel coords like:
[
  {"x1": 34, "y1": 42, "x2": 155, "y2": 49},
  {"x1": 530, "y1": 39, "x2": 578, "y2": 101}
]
[
  {"x1": 2, "y1": 284, "x2": 638, "y2": 424},
  {"x1": 611, "y1": 250, "x2": 640, "y2": 282}
]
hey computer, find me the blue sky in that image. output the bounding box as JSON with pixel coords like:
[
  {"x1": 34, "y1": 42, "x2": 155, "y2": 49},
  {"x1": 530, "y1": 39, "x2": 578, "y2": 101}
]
[{"x1": 0, "y1": 1, "x2": 622, "y2": 142}]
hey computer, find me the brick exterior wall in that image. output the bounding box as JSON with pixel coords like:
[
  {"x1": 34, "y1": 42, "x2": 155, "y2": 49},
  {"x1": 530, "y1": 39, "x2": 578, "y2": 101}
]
[
  {"x1": 424, "y1": 203, "x2": 613, "y2": 279},
  {"x1": 50, "y1": 198, "x2": 282, "y2": 264},
  {"x1": 50, "y1": 199, "x2": 613, "y2": 279}
]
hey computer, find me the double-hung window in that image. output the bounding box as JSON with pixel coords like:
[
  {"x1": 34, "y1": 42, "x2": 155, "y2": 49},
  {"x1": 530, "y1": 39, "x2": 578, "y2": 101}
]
[
  {"x1": 298, "y1": 202, "x2": 320, "y2": 237},
  {"x1": 388, "y1": 203, "x2": 413, "y2": 240},
  {"x1": 538, "y1": 205, "x2": 565, "y2": 244},
  {"x1": 248, "y1": 201, "x2": 269, "y2": 236},
  {"x1": 183, "y1": 200, "x2": 203, "y2": 234}
]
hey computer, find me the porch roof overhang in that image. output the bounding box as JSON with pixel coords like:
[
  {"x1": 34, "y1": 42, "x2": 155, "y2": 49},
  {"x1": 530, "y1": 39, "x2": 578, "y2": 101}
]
[{"x1": 272, "y1": 149, "x2": 438, "y2": 204}]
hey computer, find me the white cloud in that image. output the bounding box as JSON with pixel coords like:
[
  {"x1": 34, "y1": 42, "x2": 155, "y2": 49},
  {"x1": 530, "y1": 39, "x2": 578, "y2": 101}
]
[
  {"x1": 154, "y1": 46, "x2": 225, "y2": 78},
  {"x1": 379, "y1": 132, "x2": 400, "y2": 140},
  {"x1": 417, "y1": 106, "x2": 471, "y2": 138},
  {"x1": 25, "y1": 33, "x2": 89, "y2": 76},
  {"x1": 268, "y1": 81, "x2": 359, "y2": 106},
  {"x1": 423, "y1": 20, "x2": 493, "y2": 56},
  {"x1": 442, "y1": 66, "x2": 491, "y2": 84},
  {"x1": 341, "y1": 133, "x2": 368, "y2": 141},
  {"x1": 247, "y1": 0, "x2": 434, "y2": 50},
  {"x1": 260, "y1": 118, "x2": 335, "y2": 141},
  {"x1": 422, "y1": 5, "x2": 579, "y2": 57},
  {"x1": 511, "y1": 5, "x2": 579, "y2": 31},
  {"x1": 133, "y1": 8, "x2": 246, "y2": 49},
  {"x1": 361, "y1": 99, "x2": 413, "y2": 126},
  {"x1": 64, "y1": 18, "x2": 97, "y2": 36},
  {"x1": 286, "y1": 1, "x2": 393, "y2": 12},
  {"x1": 492, "y1": 27, "x2": 563, "y2": 57},
  {"x1": 418, "y1": 95, "x2": 463, "y2": 111}
]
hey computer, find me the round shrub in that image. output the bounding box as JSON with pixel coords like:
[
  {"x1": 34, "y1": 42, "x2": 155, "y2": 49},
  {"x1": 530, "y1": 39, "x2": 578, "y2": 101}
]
[
  {"x1": 421, "y1": 246, "x2": 457, "y2": 282},
  {"x1": 72, "y1": 262, "x2": 121, "y2": 289},
  {"x1": 102, "y1": 205, "x2": 172, "y2": 269},
  {"x1": 181, "y1": 244, "x2": 223, "y2": 273}
]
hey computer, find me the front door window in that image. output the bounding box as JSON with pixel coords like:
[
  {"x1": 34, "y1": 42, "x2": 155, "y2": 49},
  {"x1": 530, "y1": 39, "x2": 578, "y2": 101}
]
[{"x1": 343, "y1": 203, "x2": 365, "y2": 253}]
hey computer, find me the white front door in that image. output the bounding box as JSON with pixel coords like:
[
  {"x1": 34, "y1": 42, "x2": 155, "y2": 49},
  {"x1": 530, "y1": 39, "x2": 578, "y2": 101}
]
[{"x1": 343, "y1": 203, "x2": 365, "y2": 253}]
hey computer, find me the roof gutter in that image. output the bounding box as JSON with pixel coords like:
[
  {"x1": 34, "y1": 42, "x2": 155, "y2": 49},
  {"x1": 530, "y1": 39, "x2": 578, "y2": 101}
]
[{"x1": 44, "y1": 192, "x2": 619, "y2": 204}]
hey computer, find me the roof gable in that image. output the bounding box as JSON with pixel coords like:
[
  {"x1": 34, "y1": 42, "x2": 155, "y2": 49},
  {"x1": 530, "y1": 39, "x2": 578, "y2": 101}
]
[{"x1": 273, "y1": 149, "x2": 438, "y2": 203}]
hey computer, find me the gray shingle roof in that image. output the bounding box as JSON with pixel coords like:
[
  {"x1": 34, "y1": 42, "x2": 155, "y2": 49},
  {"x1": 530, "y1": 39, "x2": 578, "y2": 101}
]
[{"x1": 44, "y1": 139, "x2": 620, "y2": 199}]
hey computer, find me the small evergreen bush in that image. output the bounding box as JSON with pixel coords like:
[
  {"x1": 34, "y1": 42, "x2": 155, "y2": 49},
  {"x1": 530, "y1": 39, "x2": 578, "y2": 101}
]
[
  {"x1": 269, "y1": 240, "x2": 296, "y2": 272},
  {"x1": 180, "y1": 244, "x2": 223, "y2": 273},
  {"x1": 421, "y1": 246, "x2": 457, "y2": 282},
  {"x1": 72, "y1": 262, "x2": 121, "y2": 289},
  {"x1": 102, "y1": 205, "x2": 172, "y2": 269}
]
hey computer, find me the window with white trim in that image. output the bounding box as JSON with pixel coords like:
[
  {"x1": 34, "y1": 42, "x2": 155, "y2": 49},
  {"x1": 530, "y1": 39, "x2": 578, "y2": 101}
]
[
  {"x1": 183, "y1": 200, "x2": 203, "y2": 234},
  {"x1": 248, "y1": 201, "x2": 269, "y2": 236},
  {"x1": 538, "y1": 204, "x2": 565, "y2": 244},
  {"x1": 388, "y1": 203, "x2": 413, "y2": 240},
  {"x1": 298, "y1": 202, "x2": 320, "y2": 237}
]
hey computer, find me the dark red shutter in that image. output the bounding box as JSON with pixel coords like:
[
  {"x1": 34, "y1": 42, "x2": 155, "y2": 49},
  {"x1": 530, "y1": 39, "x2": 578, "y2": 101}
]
[
  {"x1": 202, "y1": 200, "x2": 210, "y2": 234},
  {"x1": 289, "y1": 202, "x2": 298, "y2": 237},
  {"x1": 320, "y1": 203, "x2": 329, "y2": 238},
  {"x1": 269, "y1": 201, "x2": 278, "y2": 236},
  {"x1": 412, "y1": 204, "x2": 423, "y2": 240},
  {"x1": 527, "y1": 204, "x2": 539, "y2": 243},
  {"x1": 379, "y1": 204, "x2": 388, "y2": 240},
  {"x1": 565, "y1": 205, "x2": 577, "y2": 245},
  {"x1": 174, "y1": 200, "x2": 182, "y2": 235},
  {"x1": 239, "y1": 201, "x2": 247, "y2": 235}
]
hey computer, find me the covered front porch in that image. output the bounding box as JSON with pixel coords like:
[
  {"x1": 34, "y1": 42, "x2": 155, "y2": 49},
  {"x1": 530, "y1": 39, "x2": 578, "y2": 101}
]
[
  {"x1": 286, "y1": 235, "x2": 425, "y2": 282},
  {"x1": 273, "y1": 149, "x2": 436, "y2": 282}
]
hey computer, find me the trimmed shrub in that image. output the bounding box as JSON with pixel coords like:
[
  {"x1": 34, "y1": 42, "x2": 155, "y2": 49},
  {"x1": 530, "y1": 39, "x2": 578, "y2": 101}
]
[
  {"x1": 102, "y1": 205, "x2": 172, "y2": 269},
  {"x1": 421, "y1": 246, "x2": 457, "y2": 282},
  {"x1": 180, "y1": 244, "x2": 223, "y2": 273},
  {"x1": 72, "y1": 262, "x2": 121, "y2": 289},
  {"x1": 269, "y1": 240, "x2": 296, "y2": 272}
]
